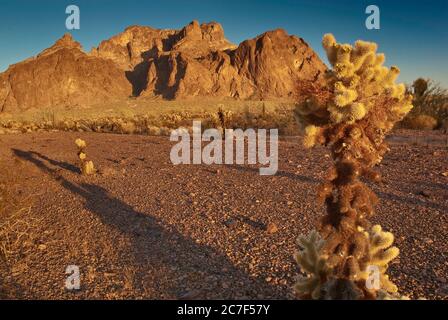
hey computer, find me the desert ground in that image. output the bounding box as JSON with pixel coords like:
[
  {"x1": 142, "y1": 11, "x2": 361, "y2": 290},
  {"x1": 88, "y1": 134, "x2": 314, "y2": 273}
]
[{"x1": 0, "y1": 130, "x2": 447, "y2": 300}]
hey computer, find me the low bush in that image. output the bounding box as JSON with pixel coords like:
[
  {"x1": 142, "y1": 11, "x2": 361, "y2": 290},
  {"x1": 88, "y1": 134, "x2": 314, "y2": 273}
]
[
  {"x1": 0, "y1": 106, "x2": 301, "y2": 136},
  {"x1": 403, "y1": 114, "x2": 438, "y2": 130},
  {"x1": 402, "y1": 78, "x2": 448, "y2": 130}
]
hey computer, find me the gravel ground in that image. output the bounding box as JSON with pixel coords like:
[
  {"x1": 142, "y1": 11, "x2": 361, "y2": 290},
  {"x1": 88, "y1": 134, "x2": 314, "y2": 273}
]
[{"x1": 0, "y1": 130, "x2": 446, "y2": 300}]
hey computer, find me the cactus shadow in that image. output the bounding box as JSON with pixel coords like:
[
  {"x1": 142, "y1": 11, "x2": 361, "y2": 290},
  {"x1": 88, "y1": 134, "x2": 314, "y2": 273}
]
[
  {"x1": 376, "y1": 190, "x2": 448, "y2": 213},
  {"x1": 228, "y1": 164, "x2": 320, "y2": 184},
  {"x1": 12, "y1": 148, "x2": 284, "y2": 299},
  {"x1": 12, "y1": 149, "x2": 80, "y2": 174},
  {"x1": 235, "y1": 215, "x2": 267, "y2": 231},
  {"x1": 411, "y1": 180, "x2": 448, "y2": 192}
]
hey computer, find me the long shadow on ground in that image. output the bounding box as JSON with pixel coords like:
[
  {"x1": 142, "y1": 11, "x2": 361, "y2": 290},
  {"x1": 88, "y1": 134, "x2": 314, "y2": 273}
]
[
  {"x1": 230, "y1": 164, "x2": 448, "y2": 213},
  {"x1": 12, "y1": 149, "x2": 284, "y2": 299}
]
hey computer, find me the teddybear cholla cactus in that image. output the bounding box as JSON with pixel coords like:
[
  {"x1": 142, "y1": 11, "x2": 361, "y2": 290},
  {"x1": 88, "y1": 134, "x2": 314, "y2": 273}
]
[
  {"x1": 75, "y1": 138, "x2": 95, "y2": 175},
  {"x1": 293, "y1": 34, "x2": 413, "y2": 299}
]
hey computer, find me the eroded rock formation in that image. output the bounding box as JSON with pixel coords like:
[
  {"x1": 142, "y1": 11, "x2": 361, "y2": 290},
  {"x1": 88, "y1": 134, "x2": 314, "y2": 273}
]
[
  {"x1": 0, "y1": 34, "x2": 132, "y2": 112},
  {"x1": 0, "y1": 21, "x2": 327, "y2": 112}
]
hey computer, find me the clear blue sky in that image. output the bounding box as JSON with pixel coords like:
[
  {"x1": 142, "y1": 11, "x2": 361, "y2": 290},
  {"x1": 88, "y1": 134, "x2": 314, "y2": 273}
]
[{"x1": 0, "y1": 0, "x2": 447, "y2": 86}]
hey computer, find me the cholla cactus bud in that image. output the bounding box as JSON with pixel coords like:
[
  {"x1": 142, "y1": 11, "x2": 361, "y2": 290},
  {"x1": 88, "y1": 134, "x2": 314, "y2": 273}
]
[
  {"x1": 82, "y1": 160, "x2": 96, "y2": 176},
  {"x1": 303, "y1": 125, "x2": 321, "y2": 148},
  {"x1": 334, "y1": 83, "x2": 358, "y2": 107},
  {"x1": 75, "y1": 138, "x2": 86, "y2": 149},
  {"x1": 350, "y1": 103, "x2": 366, "y2": 120}
]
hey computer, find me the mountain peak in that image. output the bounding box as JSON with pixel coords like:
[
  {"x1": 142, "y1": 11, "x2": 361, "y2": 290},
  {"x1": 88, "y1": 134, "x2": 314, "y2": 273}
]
[
  {"x1": 53, "y1": 33, "x2": 82, "y2": 49},
  {"x1": 172, "y1": 20, "x2": 235, "y2": 54},
  {"x1": 0, "y1": 21, "x2": 327, "y2": 112},
  {"x1": 37, "y1": 33, "x2": 83, "y2": 58}
]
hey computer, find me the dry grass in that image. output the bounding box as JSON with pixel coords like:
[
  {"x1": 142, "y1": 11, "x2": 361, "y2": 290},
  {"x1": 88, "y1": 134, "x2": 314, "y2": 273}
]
[
  {"x1": 0, "y1": 206, "x2": 34, "y2": 262},
  {"x1": 0, "y1": 160, "x2": 35, "y2": 263},
  {"x1": 1, "y1": 87, "x2": 447, "y2": 133},
  {"x1": 0, "y1": 99, "x2": 299, "y2": 136},
  {"x1": 0, "y1": 160, "x2": 37, "y2": 298}
]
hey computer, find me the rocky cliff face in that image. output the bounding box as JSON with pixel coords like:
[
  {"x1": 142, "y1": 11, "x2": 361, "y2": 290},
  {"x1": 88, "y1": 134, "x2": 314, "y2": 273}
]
[
  {"x1": 141, "y1": 27, "x2": 326, "y2": 100},
  {"x1": 91, "y1": 21, "x2": 236, "y2": 70},
  {"x1": 0, "y1": 21, "x2": 327, "y2": 112},
  {"x1": 0, "y1": 34, "x2": 132, "y2": 112}
]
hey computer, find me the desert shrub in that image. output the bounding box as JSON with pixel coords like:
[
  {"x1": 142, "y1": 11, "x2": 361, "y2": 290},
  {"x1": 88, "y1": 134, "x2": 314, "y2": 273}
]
[
  {"x1": 159, "y1": 112, "x2": 193, "y2": 128},
  {"x1": 403, "y1": 114, "x2": 438, "y2": 130},
  {"x1": 0, "y1": 161, "x2": 34, "y2": 263},
  {"x1": 159, "y1": 127, "x2": 171, "y2": 136},
  {"x1": 293, "y1": 34, "x2": 413, "y2": 299},
  {"x1": 40, "y1": 111, "x2": 56, "y2": 127},
  {"x1": 402, "y1": 78, "x2": 448, "y2": 129},
  {"x1": 146, "y1": 125, "x2": 162, "y2": 136},
  {"x1": 0, "y1": 104, "x2": 302, "y2": 136},
  {"x1": 0, "y1": 161, "x2": 38, "y2": 299},
  {"x1": 223, "y1": 105, "x2": 299, "y2": 135},
  {"x1": 119, "y1": 121, "x2": 136, "y2": 134}
]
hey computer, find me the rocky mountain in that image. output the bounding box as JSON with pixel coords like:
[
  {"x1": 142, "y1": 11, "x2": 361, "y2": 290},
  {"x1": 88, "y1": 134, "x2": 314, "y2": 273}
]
[
  {"x1": 0, "y1": 34, "x2": 132, "y2": 112},
  {"x1": 0, "y1": 21, "x2": 327, "y2": 112}
]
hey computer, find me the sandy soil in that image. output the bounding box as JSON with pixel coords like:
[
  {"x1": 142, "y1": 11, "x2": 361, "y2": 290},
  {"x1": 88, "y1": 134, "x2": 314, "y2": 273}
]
[{"x1": 0, "y1": 130, "x2": 447, "y2": 300}]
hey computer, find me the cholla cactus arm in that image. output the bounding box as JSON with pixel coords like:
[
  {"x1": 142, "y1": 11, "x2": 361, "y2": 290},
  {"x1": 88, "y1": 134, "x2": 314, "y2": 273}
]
[
  {"x1": 377, "y1": 290, "x2": 411, "y2": 300},
  {"x1": 313, "y1": 33, "x2": 413, "y2": 128},
  {"x1": 353, "y1": 225, "x2": 400, "y2": 294},
  {"x1": 294, "y1": 230, "x2": 330, "y2": 299},
  {"x1": 82, "y1": 161, "x2": 96, "y2": 176},
  {"x1": 303, "y1": 125, "x2": 322, "y2": 148},
  {"x1": 294, "y1": 34, "x2": 413, "y2": 299},
  {"x1": 75, "y1": 138, "x2": 87, "y2": 149}
]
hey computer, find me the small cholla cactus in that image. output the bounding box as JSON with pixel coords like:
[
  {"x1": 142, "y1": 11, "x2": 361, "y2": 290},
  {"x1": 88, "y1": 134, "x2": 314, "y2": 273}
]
[
  {"x1": 412, "y1": 78, "x2": 428, "y2": 99},
  {"x1": 293, "y1": 34, "x2": 414, "y2": 299},
  {"x1": 217, "y1": 106, "x2": 233, "y2": 136},
  {"x1": 75, "y1": 138, "x2": 96, "y2": 175}
]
